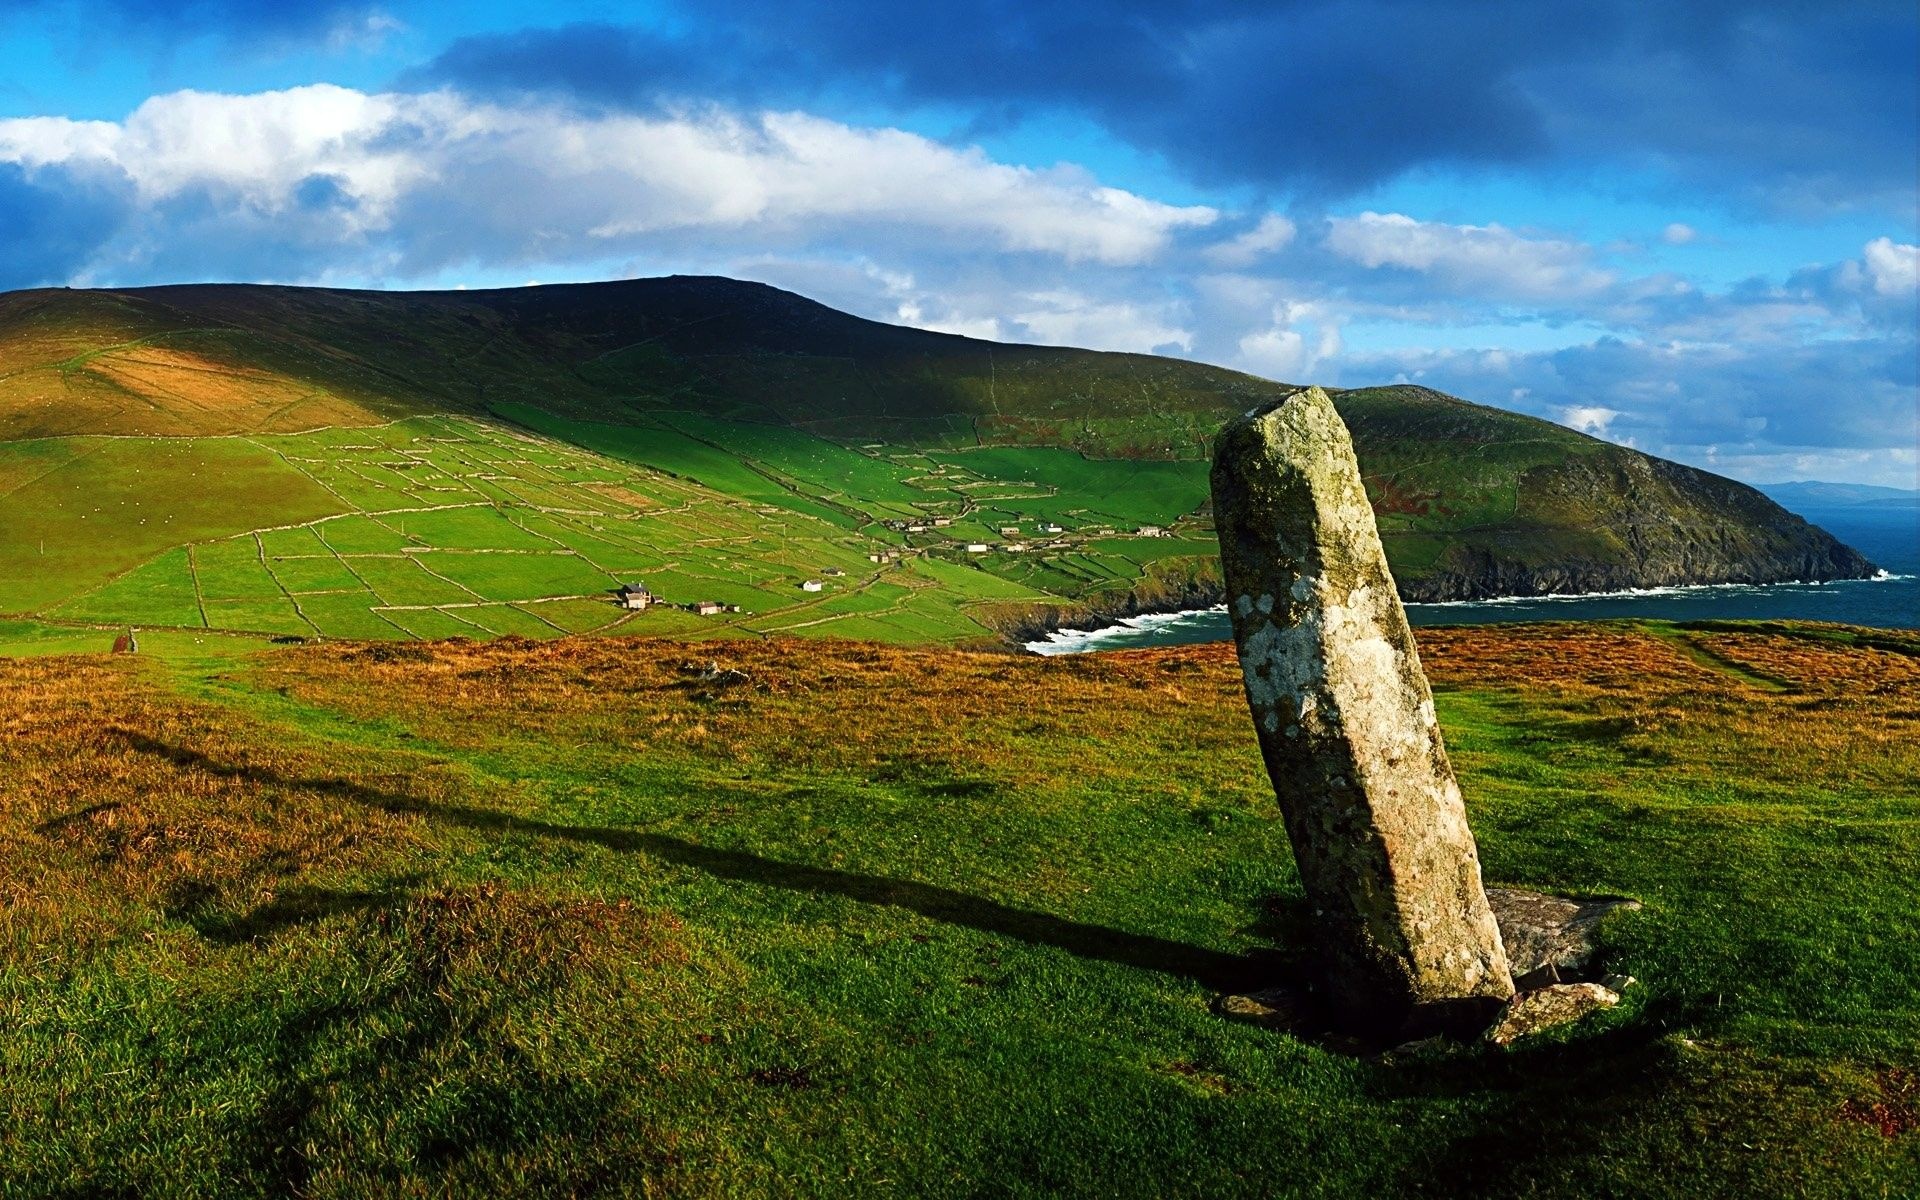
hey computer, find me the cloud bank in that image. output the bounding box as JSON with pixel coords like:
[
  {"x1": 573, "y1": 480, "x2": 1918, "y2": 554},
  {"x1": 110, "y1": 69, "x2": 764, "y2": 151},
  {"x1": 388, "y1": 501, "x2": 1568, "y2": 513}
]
[{"x1": 0, "y1": 76, "x2": 1912, "y2": 488}]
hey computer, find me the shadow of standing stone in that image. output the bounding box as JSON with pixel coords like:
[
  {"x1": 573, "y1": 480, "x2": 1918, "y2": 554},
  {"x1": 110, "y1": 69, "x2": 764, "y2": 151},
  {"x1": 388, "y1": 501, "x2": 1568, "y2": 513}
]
[{"x1": 1211, "y1": 386, "x2": 1514, "y2": 1035}]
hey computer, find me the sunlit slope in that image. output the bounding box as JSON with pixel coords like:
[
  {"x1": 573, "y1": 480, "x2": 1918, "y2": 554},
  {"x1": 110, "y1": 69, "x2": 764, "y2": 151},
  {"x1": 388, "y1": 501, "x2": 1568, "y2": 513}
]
[
  {"x1": 15, "y1": 416, "x2": 1079, "y2": 645},
  {"x1": 0, "y1": 290, "x2": 400, "y2": 438},
  {"x1": 0, "y1": 277, "x2": 1875, "y2": 622}
]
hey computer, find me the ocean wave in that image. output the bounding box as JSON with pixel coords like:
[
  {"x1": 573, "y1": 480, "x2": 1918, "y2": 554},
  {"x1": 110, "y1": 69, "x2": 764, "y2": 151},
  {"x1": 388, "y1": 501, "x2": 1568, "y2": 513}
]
[
  {"x1": 1410, "y1": 572, "x2": 1912, "y2": 607},
  {"x1": 1025, "y1": 606, "x2": 1226, "y2": 655},
  {"x1": 1024, "y1": 571, "x2": 1914, "y2": 654}
]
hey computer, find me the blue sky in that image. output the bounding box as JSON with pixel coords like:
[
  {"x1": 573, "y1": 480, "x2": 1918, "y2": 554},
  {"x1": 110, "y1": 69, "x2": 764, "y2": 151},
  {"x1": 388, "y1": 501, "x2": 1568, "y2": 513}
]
[{"x1": 1, "y1": 0, "x2": 1914, "y2": 486}]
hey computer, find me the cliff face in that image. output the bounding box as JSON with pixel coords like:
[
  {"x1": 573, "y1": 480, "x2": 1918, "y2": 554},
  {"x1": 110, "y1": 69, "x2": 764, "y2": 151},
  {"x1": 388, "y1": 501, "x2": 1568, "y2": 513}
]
[
  {"x1": 1331, "y1": 385, "x2": 1878, "y2": 602},
  {"x1": 1396, "y1": 448, "x2": 1875, "y2": 601}
]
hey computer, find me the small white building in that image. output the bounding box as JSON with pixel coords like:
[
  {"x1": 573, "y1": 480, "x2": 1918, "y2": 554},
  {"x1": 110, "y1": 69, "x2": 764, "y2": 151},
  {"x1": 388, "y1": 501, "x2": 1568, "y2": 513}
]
[
  {"x1": 1041, "y1": 523, "x2": 1064, "y2": 534},
  {"x1": 617, "y1": 581, "x2": 655, "y2": 610},
  {"x1": 998, "y1": 526, "x2": 1020, "y2": 537},
  {"x1": 965, "y1": 543, "x2": 990, "y2": 553},
  {"x1": 1136, "y1": 525, "x2": 1165, "y2": 537},
  {"x1": 801, "y1": 579, "x2": 825, "y2": 592}
]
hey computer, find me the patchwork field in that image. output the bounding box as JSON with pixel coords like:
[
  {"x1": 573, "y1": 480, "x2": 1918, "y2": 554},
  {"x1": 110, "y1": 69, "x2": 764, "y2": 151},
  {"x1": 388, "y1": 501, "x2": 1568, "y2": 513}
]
[
  {"x1": 0, "y1": 619, "x2": 1913, "y2": 1195},
  {"x1": 5, "y1": 412, "x2": 1221, "y2": 651}
]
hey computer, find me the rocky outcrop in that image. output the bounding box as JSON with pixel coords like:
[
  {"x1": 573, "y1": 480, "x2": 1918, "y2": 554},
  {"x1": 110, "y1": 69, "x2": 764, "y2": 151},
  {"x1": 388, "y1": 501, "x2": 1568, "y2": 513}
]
[
  {"x1": 1212, "y1": 386, "x2": 1514, "y2": 1032},
  {"x1": 1483, "y1": 982, "x2": 1621, "y2": 1046}
]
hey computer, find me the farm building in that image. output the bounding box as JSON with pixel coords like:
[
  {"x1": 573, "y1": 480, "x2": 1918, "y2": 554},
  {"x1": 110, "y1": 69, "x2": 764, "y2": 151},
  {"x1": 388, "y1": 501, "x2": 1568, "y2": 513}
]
[
  {"x1": 801, "y1": 580, "x2": 825, "y2": 592},
  {"x1": 998, "y1": 526, "x2": 1020, "y2": 537},
  {"x1": 1136, "y1": 525, "x2": 1165, "y2": 537},
  {"x1": 965, "y1": 543, "x2": 990, "y2": 553},
  {"x1": 693, "y1": 600, "x2": 725, "y2": 616},
  {"x1": 617, "y1": 582, "x2": 655, "y2": 610},
  {"x1": 1041, "y1": 523, "x2": 1064, "y2": 534},
  {"x1": 822, "y1": 567, "x2": 845, "y2": 577}
]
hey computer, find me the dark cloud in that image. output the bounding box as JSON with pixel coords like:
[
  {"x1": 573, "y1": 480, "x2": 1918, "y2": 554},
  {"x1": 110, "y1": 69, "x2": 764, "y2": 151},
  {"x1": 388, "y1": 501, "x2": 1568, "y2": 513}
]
[
  {"x1": 0, "y1": 163, "x2": 129, "y2": 289},
  {"x1": 19, "y1": 0, "x2": 381, "y2": 45},
  {"x1": 411, "y1": 1, "x2": 1918, "y2": 209}
]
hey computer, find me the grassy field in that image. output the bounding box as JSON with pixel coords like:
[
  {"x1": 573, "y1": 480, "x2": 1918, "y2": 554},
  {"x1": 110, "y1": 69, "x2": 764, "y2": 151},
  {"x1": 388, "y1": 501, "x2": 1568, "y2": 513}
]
[
  {"x1": 2, "y1": 413, "x2": 1208, "y2": 651},
  {"x1": 0, "y1": 619, "x2": 1913, "y2": 1196}
]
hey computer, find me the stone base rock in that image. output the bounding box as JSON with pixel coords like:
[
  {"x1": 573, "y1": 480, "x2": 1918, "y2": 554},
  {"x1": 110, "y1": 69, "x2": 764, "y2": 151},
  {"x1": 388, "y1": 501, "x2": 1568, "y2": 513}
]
[
  {"x1": 1488, "y1": 887, "x2": 1642, "y2": 985},
  {"x1": 1215, "y1": 985, "x2": 1320, "y2": 1033},
  {"x1": 1483, "y1": 982, "x2": 1621, "y2": 1046}
]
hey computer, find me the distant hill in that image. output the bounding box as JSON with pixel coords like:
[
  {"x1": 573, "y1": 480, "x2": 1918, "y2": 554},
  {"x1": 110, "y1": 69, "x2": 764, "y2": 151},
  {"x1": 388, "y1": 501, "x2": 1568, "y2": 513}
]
[
  {"x1": 0, "y1": 277, "x2": 1876, "y2": 643},
  {"x1": 1759, "y1": 481, "x2": 1920, "y2": 510}
]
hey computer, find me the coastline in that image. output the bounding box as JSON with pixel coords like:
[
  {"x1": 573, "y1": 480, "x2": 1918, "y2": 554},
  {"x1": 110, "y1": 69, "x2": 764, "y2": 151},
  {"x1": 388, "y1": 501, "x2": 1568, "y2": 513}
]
[{"x1": 1024, "y1": 570, "x2": 1913, "y2": 655}]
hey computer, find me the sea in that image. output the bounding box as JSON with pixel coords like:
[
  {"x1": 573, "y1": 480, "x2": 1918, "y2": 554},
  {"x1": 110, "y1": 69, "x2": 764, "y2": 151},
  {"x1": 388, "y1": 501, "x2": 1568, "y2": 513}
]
[{"x1": 1027, "y1": 504, "x2": 1919, "y2": 654}]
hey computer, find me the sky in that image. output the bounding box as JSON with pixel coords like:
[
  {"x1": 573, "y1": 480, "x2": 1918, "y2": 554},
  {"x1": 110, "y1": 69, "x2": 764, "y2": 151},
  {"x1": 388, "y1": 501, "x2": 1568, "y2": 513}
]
[{"x1": 0, "y1": 1, "x2": 1915, "y2": 487}]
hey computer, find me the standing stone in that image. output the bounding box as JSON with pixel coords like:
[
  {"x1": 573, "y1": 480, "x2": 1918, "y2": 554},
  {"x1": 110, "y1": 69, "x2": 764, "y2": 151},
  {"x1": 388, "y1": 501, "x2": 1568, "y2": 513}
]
[{"x1": 1212, "y1": 386, "x2": 1513, "y2": 1031}]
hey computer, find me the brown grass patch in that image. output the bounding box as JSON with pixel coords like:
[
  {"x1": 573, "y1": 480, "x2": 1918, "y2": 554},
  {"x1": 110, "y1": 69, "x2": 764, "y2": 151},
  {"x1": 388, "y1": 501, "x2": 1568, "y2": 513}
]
[
  {"x1": 0, "y1": 655, "x2": 433, "y2": 955},
  {"x1": 1842, "y1": 1068, "x2": 1919, "y2": 1138},
  {"x1": 582, "y1": 482, "x2": 659, "y2": 510}
]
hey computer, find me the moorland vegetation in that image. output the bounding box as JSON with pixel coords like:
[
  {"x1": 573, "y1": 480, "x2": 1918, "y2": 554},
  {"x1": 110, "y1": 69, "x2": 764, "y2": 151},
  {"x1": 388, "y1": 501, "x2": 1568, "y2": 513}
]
[{"x1": 0, "y1": 620, "x2": 1914, "y2": 1195}]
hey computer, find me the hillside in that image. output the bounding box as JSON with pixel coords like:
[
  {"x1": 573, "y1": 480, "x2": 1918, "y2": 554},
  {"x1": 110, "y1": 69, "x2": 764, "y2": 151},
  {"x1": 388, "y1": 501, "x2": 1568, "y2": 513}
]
[{"x1": 0, "y1": 278, "x2": 1875, "y2": 645}]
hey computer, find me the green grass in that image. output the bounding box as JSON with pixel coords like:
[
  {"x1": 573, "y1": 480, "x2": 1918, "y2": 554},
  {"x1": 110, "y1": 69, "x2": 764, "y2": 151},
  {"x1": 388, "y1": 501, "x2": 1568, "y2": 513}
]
[
  {"x1": 381, "y1": 606, "x2": 492, "y2": 639},
  {"x1": 265, "y1": 553, "x2": 367, "y2": 595},
  {"x1": 928, "y1": 446, "x2": 1210, "y2": 527},
  {"x1": 193, "y1": 538, "x2": 288, "y2": 601},
  {"x1": 199, "y1": 597, "x2": 313, "y2": 637},
  {"x1": 52, "y1": 546, "x2": 204, "y2": 628},
  {"x1": 0, "y1": 437, "x2": 341, "y2": 613},
  {"x1": 417, "y1": 552, "x2": 619, "y2": 604},
  {"x1": 348, "y1": 555, "x2": 478, "y2": 607},
  {"x1": 294, "y1": 591, "x2": 407, "y2": 640}
]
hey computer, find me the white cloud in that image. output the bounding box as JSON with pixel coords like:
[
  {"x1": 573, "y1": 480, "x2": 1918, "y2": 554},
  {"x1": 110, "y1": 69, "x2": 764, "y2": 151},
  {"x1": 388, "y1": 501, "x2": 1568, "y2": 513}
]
[
  {"x1": 1202, "y1": 212, "x2": 1296, "y2": 267},
  {"x1": 1009, "y1": 290, "x2": 1192, "y2": 354},
  {"x1": 1324, "y1": 211, "x2": 1613, "y2": 299},
  {"x1": 1661, "y1": 222, "x2": 1697, "y2": 245},
  {"x1": 0, "y1": 86, "x2": 1218, "y2": 276},
  {"x1": 1862, "y1": 236, "x2": 1919, "y2": 296},
  {"x1": 327, "y1": 10, "x2": 404, "y2": 53},
  {"x1": 1560, "y1": 405, "x2": 1622, "y2": 436},
  {"x1": 1234, "y1": 301, "x2": 1341, "y2": 381}
]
